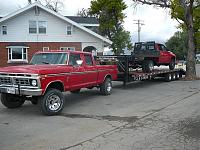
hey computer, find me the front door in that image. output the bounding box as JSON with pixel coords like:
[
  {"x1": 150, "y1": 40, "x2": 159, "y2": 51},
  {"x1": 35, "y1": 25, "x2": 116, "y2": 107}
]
[
  {"x1": 83, "y1": 54, "x2": 98, "y2": 86},
  {"x1": 68, "y1": 53, "x2": 85, "y2": 89}
]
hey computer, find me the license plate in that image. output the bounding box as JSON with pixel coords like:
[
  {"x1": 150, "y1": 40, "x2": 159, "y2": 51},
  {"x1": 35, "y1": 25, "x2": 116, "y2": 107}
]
[{"x1": 7, "y1": 87, "x2": 15, "y2": 94}]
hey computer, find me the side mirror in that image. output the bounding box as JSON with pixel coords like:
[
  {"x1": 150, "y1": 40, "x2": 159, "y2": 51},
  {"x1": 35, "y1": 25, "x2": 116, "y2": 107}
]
[{"x1": 76, "y1": 60, "x2": 83, "y2": 66}]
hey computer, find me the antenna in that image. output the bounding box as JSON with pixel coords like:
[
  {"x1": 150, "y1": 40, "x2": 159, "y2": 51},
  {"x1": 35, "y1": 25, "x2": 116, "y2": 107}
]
[{"x1": 133, "y1": 19, "x2": 145, "y2": 42}]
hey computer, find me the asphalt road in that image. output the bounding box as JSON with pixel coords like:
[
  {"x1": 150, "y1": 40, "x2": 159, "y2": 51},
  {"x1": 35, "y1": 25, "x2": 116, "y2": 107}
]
[{"x1": 0, "y1": 65, "x2": 200, "y2": 150}]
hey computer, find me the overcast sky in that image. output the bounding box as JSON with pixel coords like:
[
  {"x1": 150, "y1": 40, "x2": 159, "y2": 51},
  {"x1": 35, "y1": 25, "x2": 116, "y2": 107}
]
[{"x1": 0, "y1": 0, "x2": 179, "y2": 43}]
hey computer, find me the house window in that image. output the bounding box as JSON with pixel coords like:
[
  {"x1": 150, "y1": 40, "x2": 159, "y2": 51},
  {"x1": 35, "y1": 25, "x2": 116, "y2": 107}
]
[
  {"x1": 66, "y1": 25, "x2": 72, "y2": 35},
  {"x1": 43, "y1": 47, "x2": 49, "y2": 51},
  {"x1": 29, "y1": 21, "x2": 47, "y2": 34},
  {"x1": 2, "y1": 26, "x2": 7, "y2": 35},
  {"x1": 29, "y1": 21, "x2": 37, "y2": 34},
  {"x1": 7, "y1": 46, "x2": 28, "y2": 62},
  {"x1": 60, "y1": 47, "x2": 75, "y2": 51},
  {"x1": 38, "y1": 21, "x2": 47, "y2": 34}
]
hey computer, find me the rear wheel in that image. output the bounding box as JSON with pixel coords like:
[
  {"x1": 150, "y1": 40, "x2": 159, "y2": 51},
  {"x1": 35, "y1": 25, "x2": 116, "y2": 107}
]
[
  {"x1": 142, "y1": 60, "x2": 154, "y2": 72},
  {"x1": 100, "y1": 78, "x2": 112, "y2": 95},
  {"x1": 38, "y1": 88, "x2": 65, "y2": 115},
  {"x1": 169, "y1": 58, "x2": 175, "y2": 70},
  {"x1": 1, "y1": 93, "x2": 25, "y2": 108}
]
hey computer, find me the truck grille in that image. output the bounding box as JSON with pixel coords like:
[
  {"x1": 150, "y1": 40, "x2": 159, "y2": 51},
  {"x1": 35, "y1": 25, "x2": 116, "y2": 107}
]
[
  {"x1": 0, "y1": 77, "x2": 12, "y2": 85},
  {"x1": 0, "y1": 76, "x2": 31, "y2": 86},
  {"x1": 15, "y1": 78, "x2": 30, "y2": 86}
]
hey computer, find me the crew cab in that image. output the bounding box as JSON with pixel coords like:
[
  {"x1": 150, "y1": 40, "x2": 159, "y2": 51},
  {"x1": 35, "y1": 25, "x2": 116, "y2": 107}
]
[
  {"x1": 133, "y1": 41, "x2": 176, "y2": 72},
  {"x1": 0, "y1": 51, "x2": 117, "y2": 115}
]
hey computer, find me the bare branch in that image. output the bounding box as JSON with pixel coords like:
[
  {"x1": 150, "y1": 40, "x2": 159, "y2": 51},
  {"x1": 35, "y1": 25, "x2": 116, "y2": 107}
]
[{"x1": 133, "y1": 0, "x2": 171, "y2": 8}]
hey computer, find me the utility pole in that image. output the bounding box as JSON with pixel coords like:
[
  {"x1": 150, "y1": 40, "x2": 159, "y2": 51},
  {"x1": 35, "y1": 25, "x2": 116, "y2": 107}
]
[{"x1": 133, "y1": 20, "x2": 145, "y2": 42}]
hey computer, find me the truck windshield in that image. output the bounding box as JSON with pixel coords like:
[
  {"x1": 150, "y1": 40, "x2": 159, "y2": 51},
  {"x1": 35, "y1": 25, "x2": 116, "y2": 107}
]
[{"x1": 30, "y1": 53, "x2": 68, "y2": 65}]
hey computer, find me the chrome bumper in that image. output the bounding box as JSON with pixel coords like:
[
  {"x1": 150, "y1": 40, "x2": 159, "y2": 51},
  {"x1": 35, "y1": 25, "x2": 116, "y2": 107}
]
[{"x1": 0, "y1": 86, "x2": 42, "y2": 96}]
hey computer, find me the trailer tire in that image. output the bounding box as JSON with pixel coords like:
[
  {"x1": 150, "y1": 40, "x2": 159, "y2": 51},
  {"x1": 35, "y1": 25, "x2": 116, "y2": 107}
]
[
  {"x1": 1, "y1": 93, "x2": 25, "y2": 109},
  {"x1": 70, "y1": 89, "x2": 81, "y2": 94},
  {"x1": 169, "y1": 58, "x2": 175, "y2": 70},
  {"x1": 172, "y1": 73, "x2": 176, "y2": 80},
  {"x1": 38, "y1": 88, "x2": 65, "y2": 116},
  {"x1": 175, "y1": 72, "x2": 180, "y2": 80},
  {"x1": 100, "y1": 78, "x2": 112, "y2": 95},
  {"x1": 165, "y1": 73, "x2": 172, "y2": 82},
  {"x1": 142, "y1": 60, "x2": 154, "y2": 72}
]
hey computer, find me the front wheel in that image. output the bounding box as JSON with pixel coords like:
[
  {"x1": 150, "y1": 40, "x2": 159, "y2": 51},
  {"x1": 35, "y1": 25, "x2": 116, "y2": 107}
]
[
  {"x1": 169, "y1": 58, "x2": 175, "y2": 70},
  {"x1": 38, "y1": 89, "x2": 65, "y2": 115},
  {"x1": 100, "y1": 78, "x2": 112, "y2": 95},
  {"x1": 1, "y1": 93, "x2": 25, "y2": 109}
]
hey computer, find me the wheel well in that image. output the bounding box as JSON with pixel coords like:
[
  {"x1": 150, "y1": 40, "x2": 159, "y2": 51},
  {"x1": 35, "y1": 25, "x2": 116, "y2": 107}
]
[
  {"x1": 46, "y1": 81, "x2": 64, "y2": 92},
  {"x1": 105, "y1": 75, "x2": 112, "y2": 80}
]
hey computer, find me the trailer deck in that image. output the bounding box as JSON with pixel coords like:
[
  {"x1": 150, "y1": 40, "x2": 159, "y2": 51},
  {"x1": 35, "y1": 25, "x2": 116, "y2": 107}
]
[{"x1": 96, "y1": 55, "x2": 185, "y2": 85}]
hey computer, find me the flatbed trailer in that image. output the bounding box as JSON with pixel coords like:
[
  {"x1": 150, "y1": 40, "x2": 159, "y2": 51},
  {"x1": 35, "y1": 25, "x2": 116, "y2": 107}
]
[{"x1": 96, "y1": 55, "x2": 185, "y2": 86}]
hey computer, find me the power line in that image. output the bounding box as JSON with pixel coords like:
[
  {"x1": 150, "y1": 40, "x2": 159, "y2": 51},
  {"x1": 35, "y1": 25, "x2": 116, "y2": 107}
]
[{"x1": 133, "y1": 19, "x2": 145, "y2": 42}]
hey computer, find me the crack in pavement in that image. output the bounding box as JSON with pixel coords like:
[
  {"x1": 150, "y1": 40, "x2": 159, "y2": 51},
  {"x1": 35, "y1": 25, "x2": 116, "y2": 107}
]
[{"x1": 60, "y1": 91, "x2": 200, "y2": 150}]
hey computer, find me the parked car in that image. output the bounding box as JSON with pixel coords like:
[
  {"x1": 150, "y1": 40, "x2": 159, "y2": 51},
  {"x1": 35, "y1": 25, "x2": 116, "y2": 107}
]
[
  {"x1": 0, "y1": 51, "x2": 117, "y2": 115},
  {"x1": 133, "y1": 41, "x2": 176, "y2": 72}
]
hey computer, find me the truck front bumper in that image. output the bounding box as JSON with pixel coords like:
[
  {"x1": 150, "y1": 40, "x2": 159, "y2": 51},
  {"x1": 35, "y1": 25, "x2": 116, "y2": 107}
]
[{"x1": 0, "y1": 86, "x2": 42, "y2": 96}]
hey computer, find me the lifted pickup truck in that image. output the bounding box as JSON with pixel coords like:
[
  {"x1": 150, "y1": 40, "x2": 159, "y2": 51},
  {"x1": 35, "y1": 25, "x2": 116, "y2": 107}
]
[
  {"x1": 0, "y1": 51, "x2": 117, "y2": 115},
  {"x1": 133, "y1": 41, "x2": 176, "y2": 72}
]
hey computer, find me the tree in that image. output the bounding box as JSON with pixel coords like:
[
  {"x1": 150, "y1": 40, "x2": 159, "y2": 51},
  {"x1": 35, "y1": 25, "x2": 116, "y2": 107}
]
[
  {"x1": 89, "y1": 0, "x2": 133, "y2": 54},
  {"x1": 165, "y1": 31, "x2": 187, "y2": 60},
  {"x1": 28, "y1": 0, "x2": 64, "y2": 12},
  {"x1": 133, "y1": 0, "x2": 200, "y2": 79}
]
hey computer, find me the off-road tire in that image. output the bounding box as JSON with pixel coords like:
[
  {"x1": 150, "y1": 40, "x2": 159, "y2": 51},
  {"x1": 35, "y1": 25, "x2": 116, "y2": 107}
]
[
  {"x1": 1, "y1": 93, "x2": 25, "y2": 109},
  {"x1": 70, "y1": 89, "x2": 81, "y2": 94},
  {"x1": 169, "y1": 58, "x2": 175, "y2": 70},
  {"x1": 142, "y1": 60, "x2": 154, "y2": 72},
  {"x1": 38, "y1": 88, "x2": 65, "y2": 116},
  {"x1": 100, "y1": 78, "x2": 112, "y2": 95}
]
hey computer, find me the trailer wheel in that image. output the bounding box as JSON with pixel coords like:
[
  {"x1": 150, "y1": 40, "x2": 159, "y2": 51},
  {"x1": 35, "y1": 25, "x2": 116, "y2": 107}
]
[
  {"x1": 165, "y1": 73, "x2": 172, "y2": 82},
  {"x1": 38, "y1": 88, "x2": 65, "y2": 115},
  {"x1": 100, "y1": 78, "x2": 112, "y2": 95},
  {"x1": 175, "y1": 72, "x2": 180, "y2": 80},
  {"x1": 169, "y1": 58, "x2": 175, "y2": 70},
  {"x1": 142, "y1": 60, "x2": 154, "y2": 72},
  {"x1": 70, "y1": 89, "x2": 81, "y2": 94},
  {"x1": 1, "y1": 93, "x2": 25, "y2": 109},
  {"x1": 172, "y1": 73, "x2": 176, "y2": 80}
]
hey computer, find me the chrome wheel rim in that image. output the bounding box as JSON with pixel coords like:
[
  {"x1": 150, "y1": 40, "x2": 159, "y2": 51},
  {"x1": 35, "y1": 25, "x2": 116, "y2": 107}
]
[
  {"x1": 107, "y1": 82, "x2": 112, "y2": 92},
  {"x1": 47, "y1": 94, "x2": 61, "y2": 111}
]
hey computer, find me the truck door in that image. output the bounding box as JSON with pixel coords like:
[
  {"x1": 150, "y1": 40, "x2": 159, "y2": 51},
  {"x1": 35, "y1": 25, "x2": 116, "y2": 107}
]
[
  {"x1": 158, "y1": 44, "x2": 170, "y2": 63},
  {"x1": 83, "y1": 54, "x2": 98, "y2": 86},
  {"x1": 68, "y1": 53, "x2": 85, "y2": 89}
]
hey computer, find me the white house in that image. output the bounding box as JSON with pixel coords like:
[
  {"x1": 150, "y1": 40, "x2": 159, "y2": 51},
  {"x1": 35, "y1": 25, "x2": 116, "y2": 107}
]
[{"x1": 0, "y1": 2, "x2": 112, "y2": 66}]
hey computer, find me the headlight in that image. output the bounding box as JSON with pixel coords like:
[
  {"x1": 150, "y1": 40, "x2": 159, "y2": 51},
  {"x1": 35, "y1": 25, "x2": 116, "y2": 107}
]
[{"x1": 31, "y1": 80, "x2": 37, "y2": 86}]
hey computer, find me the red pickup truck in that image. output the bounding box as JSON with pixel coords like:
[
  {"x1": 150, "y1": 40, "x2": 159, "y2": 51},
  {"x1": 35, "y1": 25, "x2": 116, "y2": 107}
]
[{"x1": 0, "y1": 51, "x2": 117, "y2": 115}]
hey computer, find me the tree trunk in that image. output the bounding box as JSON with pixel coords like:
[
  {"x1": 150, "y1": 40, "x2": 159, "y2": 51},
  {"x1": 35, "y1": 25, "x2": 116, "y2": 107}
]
[{"x1": 184, "y1": 3, "x2": 196, "y2": 79}]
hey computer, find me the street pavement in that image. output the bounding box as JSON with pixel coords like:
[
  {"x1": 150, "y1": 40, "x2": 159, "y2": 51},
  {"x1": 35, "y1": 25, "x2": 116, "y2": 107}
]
[{"x1": 0, "y1": 65, "x2": 200, "y2": 150}]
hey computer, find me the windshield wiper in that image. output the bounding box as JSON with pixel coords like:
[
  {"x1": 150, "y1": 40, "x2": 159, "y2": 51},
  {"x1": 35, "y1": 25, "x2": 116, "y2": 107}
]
[{"x1": 42, "y1": 61, "x2": 50, "y2": 64}]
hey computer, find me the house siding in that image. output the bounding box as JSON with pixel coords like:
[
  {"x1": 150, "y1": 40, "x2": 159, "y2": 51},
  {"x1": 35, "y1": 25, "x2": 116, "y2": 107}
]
[
  {"x1": 0, "y1": 8, "x2": 103, "y2": 45},
  {"x1": 0, "y1": 42, "x2": 81, "y2": 66}
]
